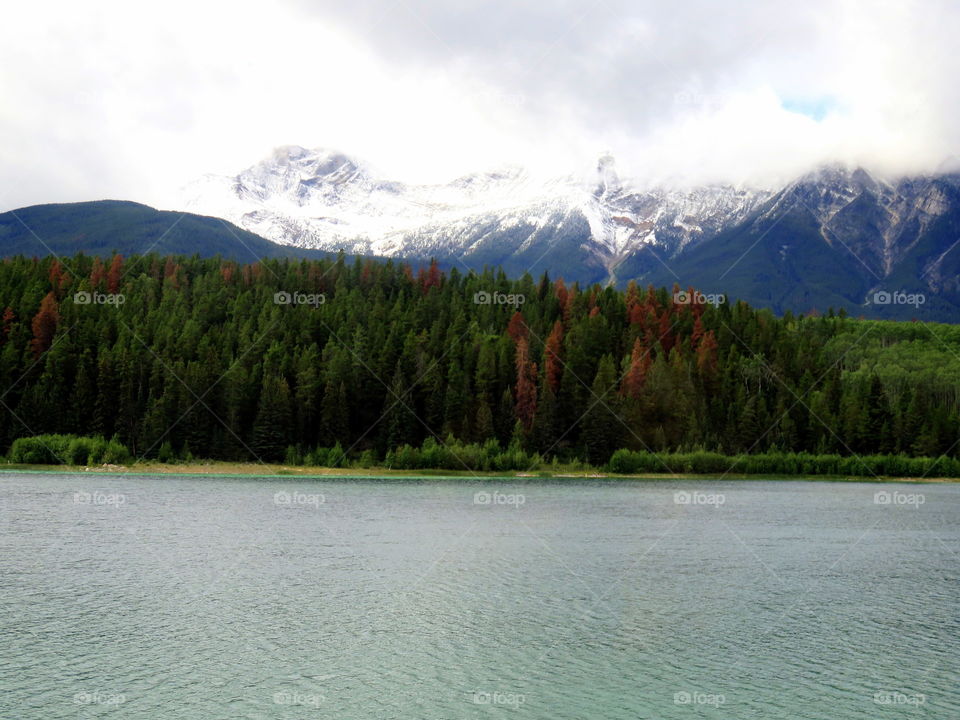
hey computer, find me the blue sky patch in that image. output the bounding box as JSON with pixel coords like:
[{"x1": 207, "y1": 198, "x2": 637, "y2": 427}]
[{"x1": 781, "y1": 97, "x2": 837, "y2": 121}]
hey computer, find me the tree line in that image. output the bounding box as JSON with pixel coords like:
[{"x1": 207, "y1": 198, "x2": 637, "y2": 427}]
[{"x1": 0, "y1": 252, "x2": 958, "y2": 469}]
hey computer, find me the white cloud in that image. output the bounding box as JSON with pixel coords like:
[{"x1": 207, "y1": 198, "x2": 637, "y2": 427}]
[{"x1": 1, "y1": 0, "x2": 957, "y2": 210}]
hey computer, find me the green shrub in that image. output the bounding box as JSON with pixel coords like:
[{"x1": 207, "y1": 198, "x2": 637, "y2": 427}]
[
  {"x1": 102, "y1": 437, "x2": 131, "y2": 464},
  {"x1": 284, "y1": 445, "x2": 303, "y2": 466},
  {"x1": 305, "y1": 447, "x2": 327, "y2": 466},
  {"x1": 10, "y1": 436, "x2": 61, "y2": 464},
  {"x1": 8, "y1": 434, "x2": 130, "y2": 466},
  {"x1": 66, "y1": 437, "x2": 97, "y2": 465},
  {"x1": 327, "y1": 442, "x2": 346, "y2": 468},
  {"x1": 357, "y1": 449, "x2": 378, "y2": 468},
  {"x1": 157, "y1": 441, "x2": 174, "y2": 464},
  {"x1": 86, "y1": 437, "x2": 109, "y2": 464}
]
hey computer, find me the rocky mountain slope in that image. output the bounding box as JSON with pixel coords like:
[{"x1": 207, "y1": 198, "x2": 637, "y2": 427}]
[{"x1": 181, "y1": 146, "x2": 772, "y2": 285}]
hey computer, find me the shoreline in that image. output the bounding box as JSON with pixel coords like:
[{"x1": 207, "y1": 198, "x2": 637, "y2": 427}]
[{"x1": 0, "y1": 461, "x2": 956, "y2": 483}]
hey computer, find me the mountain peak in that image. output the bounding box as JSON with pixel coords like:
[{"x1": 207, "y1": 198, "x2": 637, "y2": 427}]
[
  {"x1": 597, "y1": 153, "x2": 620, "y2": 194},
  {"x1": 258, "y1": 146, "x2": 364, "y2": 178}
]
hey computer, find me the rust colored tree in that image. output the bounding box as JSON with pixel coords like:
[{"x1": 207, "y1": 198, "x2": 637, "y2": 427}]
[
  {"x1": 30, "y1": 292, "x2": 59, "y2": 358},
  {"x1": 106, "y1": 254, "x2": 124, "y2": 294},
  {"x1": 514, "y1": 336, "x2": 538, "y2": 431},
  {"x1": 622, "y1": 337, "x2": 651, "y2": 399}
]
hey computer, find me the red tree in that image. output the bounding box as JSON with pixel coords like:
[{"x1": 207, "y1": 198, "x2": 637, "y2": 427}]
[
  {"x1": 691, "y1": 316, "x2": 705, "y2": 348},
  {"x1": 106, "y1": 254, "x2": 124, "y2": 294},
  {"x1": 48, "y1": 259, "x2": 63, "y2": 291},
  {"x1": 90, "y1": 256, "x2": 106, "y2": 288},
  {"x1": 622, "y1": 337, "x2": 651, "y2": 399},
  {"x1": 1, "y1": 306, "x2": 14, "y2": 344},
  {"x1": 514, "y1": 337, "x2": 538, "y2": 430},
  {"x1": 625, "y1": 280, "x2": 639, "y2": 313},
  {"x1": 696, "y1": 330, "x2": 719, "y2": 378},
  {"x1": 418, "y1": 259, "x2": 442, "y2": 294},
  {"x1": 544, "y1": 320, "x2": 564, "y2": 392},
  {"x1": 506, "y1": 311, "x2": 528, "y2": 343},
  {"x1": 30, "y1": 292, "x2": 59, "y2": 358}
]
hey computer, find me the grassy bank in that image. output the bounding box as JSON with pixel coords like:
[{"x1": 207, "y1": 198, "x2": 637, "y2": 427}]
[
  {"x1": 0, "y1": 459, "x2": 956, "y2": 482},
  {"x1": 3, "y1": 435, "x2": 958, "y2": 481}
]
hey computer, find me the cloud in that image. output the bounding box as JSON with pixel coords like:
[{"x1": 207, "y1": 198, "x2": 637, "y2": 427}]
[{"x1": 1, "y1": 0, "x2": 958, "y2": 211}]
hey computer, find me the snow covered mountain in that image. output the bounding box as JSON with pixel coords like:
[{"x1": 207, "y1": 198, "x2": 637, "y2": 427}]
[
  {"x1": 639, "y1": 164, "x2": 960, "y2": 319},
  {"x1": 181, "y1": 145, "x2": 771, "y2": 284},
  {"x1": 181, "y1": 146, "x2": 960, "y2": 319}
]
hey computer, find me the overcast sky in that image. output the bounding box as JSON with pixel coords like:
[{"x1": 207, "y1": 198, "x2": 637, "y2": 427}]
[{"x1": 2, "y1": 0, "x2": 958, "y2": 210}]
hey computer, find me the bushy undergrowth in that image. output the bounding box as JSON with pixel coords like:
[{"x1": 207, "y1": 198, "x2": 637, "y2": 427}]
[
  {"x1": 6, "y1": 435, "x2": 956, "y2": 477},
  {"x1": 279, "y1": 437, "x2": 542, "y2": 472},
  {"x1": 606, "y1": 449, "x2": 960, "y2": 477},
  {"x1": 7, "y1": 435, "x2": 131, "y2": 465}
]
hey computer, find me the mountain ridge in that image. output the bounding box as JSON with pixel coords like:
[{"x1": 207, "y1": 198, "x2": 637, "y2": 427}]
[
  {"x1": 0, "y1": 200, "x2": 333, "y2": 262},
  {"x1": 180, "y1": 146, "x2": 960, "y2": 320}
]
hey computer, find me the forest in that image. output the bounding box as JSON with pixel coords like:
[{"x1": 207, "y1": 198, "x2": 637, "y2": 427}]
[{"x1": 0, "y1": 252, "x2": 958, "y2": 474}]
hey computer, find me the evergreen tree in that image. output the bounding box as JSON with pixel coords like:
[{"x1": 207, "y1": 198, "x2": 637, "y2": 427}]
[
  {"x1": 251, "y1": 374, "x2": 293, "y2": 462},
  {"x1": 582, "y1": 355, "x2": 622, "y2": 465}
]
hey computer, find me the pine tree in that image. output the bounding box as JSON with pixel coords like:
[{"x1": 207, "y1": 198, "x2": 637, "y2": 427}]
[
  {"x1": 582, "y1": 355, "x2": 621, "y2": 465},
  {"x1": 320, "y1": 379, "x2": 349, "y2": 447},
  {"x1": 251, "y1": 374, "x2": 293, "y2": 461},
  {"x1": 294, "y1": 344, "x2": 322, "y2": 446},
  {"x1": 383, "y1": 362, "x2": 417, "y2": 450},
  {"x1": 532, "y1": 374, "x2": 559, "y2": 455}
]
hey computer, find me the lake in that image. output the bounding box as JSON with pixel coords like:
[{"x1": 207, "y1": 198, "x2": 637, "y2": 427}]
[{"x1": 1, "y1": 473, "x2": 957, "y2": 718}]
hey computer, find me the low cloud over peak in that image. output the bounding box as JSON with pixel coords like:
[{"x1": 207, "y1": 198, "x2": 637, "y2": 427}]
[{"x1": 1, "y1": 0, "x2": 958, "y2": 210}]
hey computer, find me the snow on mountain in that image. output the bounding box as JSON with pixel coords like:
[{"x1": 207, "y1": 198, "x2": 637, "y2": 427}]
[{"x1": 180, "y1": 146, "x2": 771, "y2": 278}]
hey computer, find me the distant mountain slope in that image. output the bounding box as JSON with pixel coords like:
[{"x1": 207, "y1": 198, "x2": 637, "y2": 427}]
[
  {"x1": 642, "y1": 167, "x2": 960, "y2": 320},
  {"x1": 0, "y1": 200, "x2": 330, "y2": 261}
]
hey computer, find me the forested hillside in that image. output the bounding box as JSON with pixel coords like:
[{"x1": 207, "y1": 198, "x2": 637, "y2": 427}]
[
  {"x1": 0, "y1": 252, "x2": 958, "y2": 468},
  {"x1": 0, "y1": 200, "x2": 331, "y2": 261}
]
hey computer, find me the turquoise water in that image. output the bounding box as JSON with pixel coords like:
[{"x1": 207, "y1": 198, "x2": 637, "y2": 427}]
[{"x1": 1, "y1": 474, "x2": 957, "y2": 718}]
